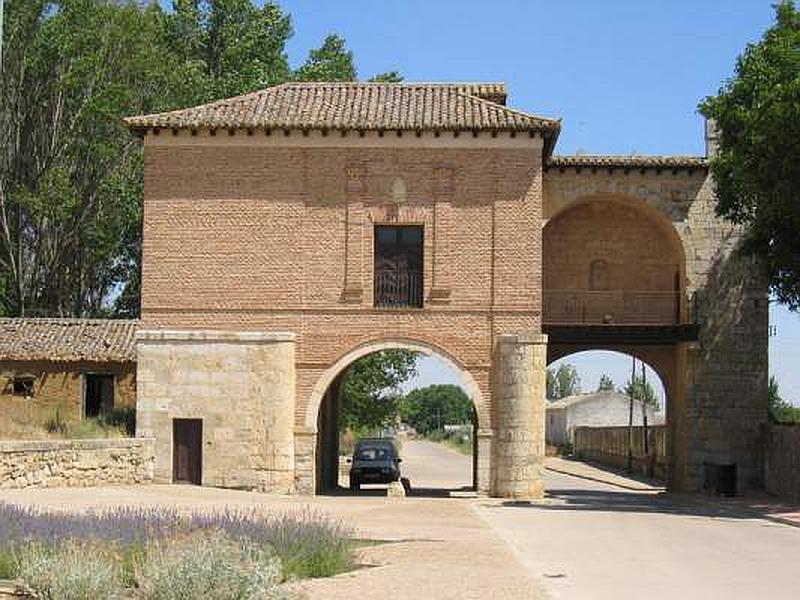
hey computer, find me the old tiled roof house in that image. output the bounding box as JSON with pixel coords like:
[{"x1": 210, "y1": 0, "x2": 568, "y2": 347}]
[
  {"x1": 0, "y1": 319, "x2": 137, "y2": 436},
  {"x1": 124, "y1": 82, "x2": 766, "y2": 496}
]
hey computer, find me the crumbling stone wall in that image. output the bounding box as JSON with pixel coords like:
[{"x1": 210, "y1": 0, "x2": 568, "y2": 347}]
[{"x1": 0, "y1": 438, "x2": 153, "y2": 489}]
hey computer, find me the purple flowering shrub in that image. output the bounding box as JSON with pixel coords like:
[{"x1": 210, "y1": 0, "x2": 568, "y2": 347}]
[{"x1": 0, "y1": 503, "x2": 355, "y2": 587}]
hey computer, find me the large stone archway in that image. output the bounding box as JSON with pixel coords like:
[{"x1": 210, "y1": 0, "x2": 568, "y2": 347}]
[{"x1": 299, "y1": 338, "x2": 490, "y2": 495}]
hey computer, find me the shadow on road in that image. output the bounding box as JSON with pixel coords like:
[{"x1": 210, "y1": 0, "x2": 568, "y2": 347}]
[
  {"x1": 321, "y1": 484, "x2": 476, "y2": 499},
  {"x1": 497, "y1": 488, "x2": 780, "y2": 522}
]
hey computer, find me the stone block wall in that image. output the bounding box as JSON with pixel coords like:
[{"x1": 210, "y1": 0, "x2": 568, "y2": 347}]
[
  {"x1": 0, "y1": 438, "x2": 153, "y2": 489},
  {"x1": 764, "y1": 424, "x2": 800, "y2": 504},
  {"x1": 574, "y1": 425, "x2": 668, "y2": 480},
  {"x1": 136, "y1": 330, "x2": 296, "y2": 492}
]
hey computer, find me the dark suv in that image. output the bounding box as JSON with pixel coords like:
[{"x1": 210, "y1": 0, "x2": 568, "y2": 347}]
[{"x1": 348, "y1": 438, "x2": 402, "y2": 491}]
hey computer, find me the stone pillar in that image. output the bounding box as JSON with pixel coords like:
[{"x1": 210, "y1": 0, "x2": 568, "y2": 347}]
[
  {"x1": 475, "y1": 429, "x2": 493, "y2": 494},
  {"x1": 492, "y1": 333, "x2": 547, "y2": 498},
  {"x1": 136, "y1": 330, "x2": 296, "y2": 492},
  {"x1": 294, "y1": 427, "x2": 317, "y2": 495}
]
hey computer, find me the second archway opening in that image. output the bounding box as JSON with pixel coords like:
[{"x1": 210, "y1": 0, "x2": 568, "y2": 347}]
[{"x1": 315, "y1": 349, "x2": 478, "y2": 497}]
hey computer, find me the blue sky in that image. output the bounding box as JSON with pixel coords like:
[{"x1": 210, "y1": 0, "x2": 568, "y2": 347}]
[
  {"x1": 161, "y1": 1, "x2": 799, "y2": 403},
  {"x1": 276, "y1": 0, "x2": 795, "y2": 403}
]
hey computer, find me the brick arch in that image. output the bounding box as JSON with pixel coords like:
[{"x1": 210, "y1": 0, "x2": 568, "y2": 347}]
[
  {"x1": 543, "y1": 195, "x2": 688, "y2": 325},
  {"x1": 304, "y1": 338, "x2": 488, "y2": 431}
]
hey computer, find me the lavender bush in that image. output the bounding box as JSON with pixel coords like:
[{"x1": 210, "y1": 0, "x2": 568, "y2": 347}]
[
  {"x1": 135, "y1": 529, "x2": 282, "y2": 600},
  {"x1": 0, "y1": 503, "x2": 355, "y2": 590},
  {"x1": 14, "y1": 539, "x2": 123, "y2": 600}
]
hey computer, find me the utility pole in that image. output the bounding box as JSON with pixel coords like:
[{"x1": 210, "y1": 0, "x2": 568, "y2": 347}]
[
  {"x1": 627, "y1": 356, "x2": 635, "y2": 473},
  {"x1": 0, "y1": 0, "x2": 5, "y2": 76},
  {"x1": 642, "y1": 361, "x2": 649, "y2": 459}
]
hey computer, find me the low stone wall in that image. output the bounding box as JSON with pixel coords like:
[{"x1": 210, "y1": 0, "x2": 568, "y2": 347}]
[
  {"x1": 573, "y1": 425, "x2": 667, "y2": 480},
  {"x1": 764, "y1": 424, "x2": 800, "y2": 504},
  {"x1": 0, "y1": 438, "x2": 154, "y2": 489}
]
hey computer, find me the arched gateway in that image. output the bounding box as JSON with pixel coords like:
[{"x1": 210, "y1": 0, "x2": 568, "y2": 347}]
[{"x1": 128, "y1": 83, "x2": 767, "y2": 497}]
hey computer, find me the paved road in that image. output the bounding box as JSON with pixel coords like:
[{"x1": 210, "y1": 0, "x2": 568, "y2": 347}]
[
  {"x1": 403, "y1": 440, "x2": 800, "y2": 600},
  {"x1": 400, "y1": 439, "x2": 473, "y2": 492},
  {"x1": 478, "y1": 472, "x2": 800, "y2": 600}
]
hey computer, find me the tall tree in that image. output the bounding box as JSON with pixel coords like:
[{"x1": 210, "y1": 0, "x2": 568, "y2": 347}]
[
  {"x1": 293, "y1": 34, "x2": 356, "y2": 81},
  {"x1": 546, "y1": 363, "x2": 581, "y2": 400},
  {"x1": 398, "y1": 384, "x2": 473, "y2": 436},
  {"x1": 0, "y1": 0, "x2": 179, "y2": 317},
  {"x1": 699, "y1": 2, "x2": 800, "y2": 309},
  {"x1": 163, "y1": 0, "x2": 293, "y2": 104},
  {"x1": 624, "y1": 374, "x2": 660, "y2": 411},
  {"x1": 339, "y1": 350, "x2": 418, "y2": 433}
]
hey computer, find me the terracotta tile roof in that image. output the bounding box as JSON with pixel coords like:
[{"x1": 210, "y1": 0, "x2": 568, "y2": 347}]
[
  {"x1": 0, "y1": 319, "x2": 138, "y2": 363},
  {"x1": 124, "y1": 82, "x2": 560, "y2": 139},
  {"x1": 547, "y1": 155, "x2": 708, "y2": 171}
]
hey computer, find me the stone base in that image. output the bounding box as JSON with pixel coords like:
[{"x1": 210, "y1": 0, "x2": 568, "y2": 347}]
[{"x1": 136, "y1": 330, "x2": 296, "y2": 493}]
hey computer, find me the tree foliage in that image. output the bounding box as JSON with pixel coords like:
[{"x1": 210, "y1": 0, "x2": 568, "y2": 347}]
[
  {"x1": 624, "y1": 374, "x2": 660, "y2": 411},
  {"x1": 0, "y1": 1, "x2": 399, "y2": 318},
  {"x1": 0, "y1": 0, "x2": 179, "y2": 317},
  {"x1": 699, "y1": 2, "x2": 800, "y2": 309},
  {"x1": 546, "y1": 363, "x2": 580, "y2": 399},
  {"x1": 293, "y1": 34, "x2": 356, "y2": 82},
  {"x1": 338, "y1": 350, "x2": 417, "y2": 433},
  {"x1": 597, "y1": 374, "x2": 615, "y2": 392},
  {"x1": 769, "y1": 375, "x2": 800, "y2": 424},
  {"x1": 398, "y1": 384, "x2": 474, "y2": 436}
]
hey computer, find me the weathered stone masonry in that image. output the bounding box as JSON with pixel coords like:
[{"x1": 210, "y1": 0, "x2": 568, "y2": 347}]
[{"x1": 0, "y1": 438, "x2": 153, "y2": 489}]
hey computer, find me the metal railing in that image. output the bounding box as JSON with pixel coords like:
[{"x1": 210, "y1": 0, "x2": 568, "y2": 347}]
[
  {"x1": 374, "y1": 270, "x2": 423, "y2": 308},
  {"x1": 543, "y1": 289, "x2": 686, "y2": 325}
]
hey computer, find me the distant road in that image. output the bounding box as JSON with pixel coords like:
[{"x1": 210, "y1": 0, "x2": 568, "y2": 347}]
[{"x1": 400, "y1": 439, "x2": 472, "y2": 491}]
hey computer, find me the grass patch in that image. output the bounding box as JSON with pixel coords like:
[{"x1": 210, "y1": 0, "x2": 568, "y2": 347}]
[{"x1": 426, "y1": 429, "x2": 473, "y2": 455}]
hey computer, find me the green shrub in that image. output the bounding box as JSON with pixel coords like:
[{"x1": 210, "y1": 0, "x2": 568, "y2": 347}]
[
  {"x1": 100, "y1": 406, "x2": 136, "y2": 436},
  {"x1": 135, "y1": 529, "x2": 283, "y2": 600},
  {"x1": 0, "y1": 548, "x2": 14, "y2": 579},
  {"x1": 43, "y1": 409, "x2": 67, "y2": 435},
  {"x1": 15, "y1": 540, "x2": 123, "y2": 600}
]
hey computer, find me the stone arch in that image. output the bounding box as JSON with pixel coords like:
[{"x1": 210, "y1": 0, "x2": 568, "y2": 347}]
[
  {"x1": 543, "y1": 195, "x2": 688, "y2": 324},
  {"x1": 546, "y1": 346, "x2": 677, "y2": 481},
  {"x1": 304, "y1": 337, "x2": 488, "y2": 432}
]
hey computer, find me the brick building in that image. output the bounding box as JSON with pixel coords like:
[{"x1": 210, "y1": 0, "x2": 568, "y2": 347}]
[
  {"x1": 126, "y1": 82, "x2": 767, "y2": 496},
  {"x1": 0, "y1": 319, "x2": 137, "y2": 437}
]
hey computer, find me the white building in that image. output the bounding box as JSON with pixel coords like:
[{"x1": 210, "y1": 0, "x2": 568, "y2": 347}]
[{"x1": 546, "y1": 391, "x2": 664, "y2": 446}]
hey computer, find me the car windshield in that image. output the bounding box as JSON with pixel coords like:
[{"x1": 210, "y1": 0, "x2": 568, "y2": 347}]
[{"x1": 355, "y1": 446, "x2": 394, "y2": 461}]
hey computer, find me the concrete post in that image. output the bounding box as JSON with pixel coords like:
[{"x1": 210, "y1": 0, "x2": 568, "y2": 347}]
[{"x1": 492, "y1": 333, "x2": 547, "y2": 498}]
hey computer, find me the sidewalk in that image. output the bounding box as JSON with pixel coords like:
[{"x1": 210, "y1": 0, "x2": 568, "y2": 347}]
[
  {"x1": 545, "y1": 456, "x2": 800, "y2": 528},
  {"x1": 545, "y1": 456, "x2": 664, "y2": 492}
]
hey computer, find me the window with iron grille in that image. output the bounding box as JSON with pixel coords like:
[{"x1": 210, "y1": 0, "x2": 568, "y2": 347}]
[{"x1": 374, "y1": 226, "x2": 423, "y2": 308}]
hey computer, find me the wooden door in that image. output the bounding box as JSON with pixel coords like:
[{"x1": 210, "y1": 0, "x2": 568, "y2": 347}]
[{"x1": 173, "y1": 419, "x2": 202, "y2": 485}]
